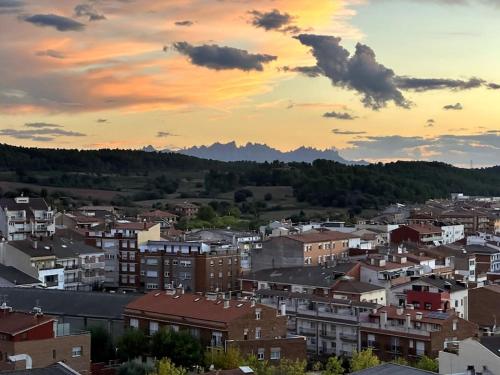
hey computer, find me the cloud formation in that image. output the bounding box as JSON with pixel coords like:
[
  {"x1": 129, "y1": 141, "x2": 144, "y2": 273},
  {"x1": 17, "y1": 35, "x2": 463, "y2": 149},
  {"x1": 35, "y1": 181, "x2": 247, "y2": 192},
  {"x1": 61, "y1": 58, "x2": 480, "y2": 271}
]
[
  {"x1": 35, "y1": 49, "x2": 65, "y2": 59},
  {"x1": 294, "y1": 34, "x2": 410, "y2": 110},
  {"x1": 157, "y1": 131, "x2": 178, "y2": 137},
  {"x1": 173, "y1": 42, "x2": 277, "y2": 71},
  {"x1": 174, "y1": 20, "x2": 193, "y2": 26},
  {"x1": 0, "y1": 123, "x2": 86, "y2": 141},
  {"x1": 323, "y1": 111, "x2": 357, "y2": 120},
  {"x1": 249, "y1": 9, "x2": 300, "y2": 34},
  {"x1": 0, "y1": 0, "x2": 23, "y2": 14},
  {"x1": 332, "y1": 129, "x2": 366, "y2": 135},
  {"x1": 443, "y1": 103, "x2": 463, "y2": 110},
  {"x1": 395, "y1": 77, "x2": 483, "y2": 91},
  {"x1": 74, "y1": 4, "x2": 106, "y2": 21},
  {"x1": 24, "y1": 14, "x2": 86, "y2": 32}
]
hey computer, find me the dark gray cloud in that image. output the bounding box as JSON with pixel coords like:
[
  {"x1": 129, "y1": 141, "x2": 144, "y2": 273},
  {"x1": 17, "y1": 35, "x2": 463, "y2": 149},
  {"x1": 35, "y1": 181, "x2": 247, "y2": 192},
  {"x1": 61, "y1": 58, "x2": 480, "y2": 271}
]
[
  {"x1": 174, "y1": 20, "x2": 193, "y2": 26},
  {"x1": 74, "y1": 4, "x2": 106, "y2": 21},
  {"x1": 443, "y1": 102, "x2": 463, "y2": 110},
  {"x1": 249, "y1": 9, "x2": 300, "y2": 34},
  {"x1": 323, "y1": 111, "x2": 357, "y2": 120},
  {"x1": 157, "y1": 131, "x2": 178, "y2": 137},
  {"x1": 395, "y1": 77, "x2": 483, "y2": 91},
  {"x1": 24, "y1": 14, "x2": 86, "y2": 32},
  {"x1": 25, "y1": 122, "x2": 63, "y2": 128},
  {"x1": 0, "y1": 123, "x2": 86, "y2": 142},
  {"x1": 294, "y1": 34, "x2": 410, "y2": 110},
  {"x1": 0, "y1": 0, "x2": 24, "y2": 14},
  {"x1": 340, "y1": 132, "x2": 499, "y2": 167},
  {"x1": 96, "y1": 118, "x2": 108, "y2": 123},
  {"x1": 426, "y1": 118, "x2": 435, "y2": 127},
  {"x1": 331, "y1": 129, "x2": 366, "y2": 135},
  {"x1": 173, "y1": 42, "x2": 277, "y2": 71},
  {"x1": 487, "y1": 82, "x2": 500, "y2": 89},
  {"x1": 35, "y1": 49, "x2": 65, "y2": 59}
]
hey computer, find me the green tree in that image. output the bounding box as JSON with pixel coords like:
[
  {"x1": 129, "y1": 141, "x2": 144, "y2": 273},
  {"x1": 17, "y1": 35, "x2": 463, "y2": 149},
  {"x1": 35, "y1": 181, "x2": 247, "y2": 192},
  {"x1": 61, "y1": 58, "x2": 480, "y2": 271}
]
[
  {"x1": 324, "y1": 356, "x2": 345, "y2": 375},
  {"x1": 89, "y1": 325, "x2": 115, "y2": 363},
  {"x1": 415, "y1": 355, "x2": 438, "y2": 372},
  {"x1": 117, "y1": 329, "x2": 148, "y2": 361},
  {"x1": 274, "y1": 359, "x2": 306, "y2": 375},
  {"x1": 154, "y1": 358, "x2": 187, "y2": 375},
  {"x1": 204, "y1": 347, "x2": 243, "y2": 370},
  {"x1": 391, "y1": 357, "x2": 409, "y2": 366},
  {"x1": 197, "y1": 205, "x2": 216, "y2": 221},
  {"x1": 350, "y1": 349, "x2": 380, "y2": 372},
  {"x1": 117, "y1": 361, "x2": 153, "y2": 375},
  {"x1": 150, "y1": 329, "x2": 202, "y2": 368}
]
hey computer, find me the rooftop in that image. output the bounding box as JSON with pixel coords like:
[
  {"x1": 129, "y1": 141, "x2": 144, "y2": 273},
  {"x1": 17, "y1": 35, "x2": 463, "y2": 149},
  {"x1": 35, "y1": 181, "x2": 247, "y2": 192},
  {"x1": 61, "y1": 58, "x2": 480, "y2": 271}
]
[
  {"x1": 0, "y1": 264, "x2": 41, "y2": 286},
  {"x1": 0, "y1": 197, "x2": 49, "y2": 212},
  {"x1": 114, "y1": 222, "x2": 158, "y2": 231},
  {"x1": 333, "y1": 279, "x2": 386, "y2": 294},
  {"x1": 0, "y1": 310, "x2": 55, "y2": 336},
  {"x1": 371, "y1": 305, "x2": 456, "y2": 325},
  {"x1": 479, "y1": 335, "x2": 500, "y2": 357},
  {"x1": 283, "y1": 231, "x2": 357, "y2": 243},
  {"x1": 242, "y1": 263, "x2": 359, "y2": 288},
  {"x1": 125, "y1": 291, "x2": 259, "y2": 325},
  {"x1": 1, "y1": 362, "x2": 81, "y2": 375},
  {"x1": 8, "y1": 237, "x2": 102, "y2": 259},
  {"x1": 399, "y1": 224, "x2": 442, "y2": 234}
]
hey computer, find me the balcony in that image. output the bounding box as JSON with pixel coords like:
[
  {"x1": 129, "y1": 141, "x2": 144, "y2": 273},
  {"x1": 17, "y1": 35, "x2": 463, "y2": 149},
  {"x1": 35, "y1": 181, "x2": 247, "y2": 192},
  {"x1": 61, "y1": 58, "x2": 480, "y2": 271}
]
[
  {"x1": 81, "y1": 262, "x2": 105, "y2": 270},
  {"x1": 361, "y1": 322, "x2": 431, "y2": 337},
  {"x1": 319, "y1": 330, "x2": 337, "y2": 339},
  {"x1": 340, "y1": 333, "x2": 358, "y2": 342},
  {"x1": 297, "y1": 327, "x2": 317, "y2": 336},
  {"x1": 81, "y1": 275, "x2": 106, "y2": 284}
]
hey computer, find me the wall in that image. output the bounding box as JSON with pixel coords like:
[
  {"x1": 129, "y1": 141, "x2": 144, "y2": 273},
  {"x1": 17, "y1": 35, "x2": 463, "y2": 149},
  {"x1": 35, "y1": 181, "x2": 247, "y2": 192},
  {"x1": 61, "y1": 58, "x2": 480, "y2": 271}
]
[
  {"x1": 439, "y1": 338, "x2": 500, "y2": 375},
  {"x1": 251, "y1": 237, "x2": 303, "y2": 272}
]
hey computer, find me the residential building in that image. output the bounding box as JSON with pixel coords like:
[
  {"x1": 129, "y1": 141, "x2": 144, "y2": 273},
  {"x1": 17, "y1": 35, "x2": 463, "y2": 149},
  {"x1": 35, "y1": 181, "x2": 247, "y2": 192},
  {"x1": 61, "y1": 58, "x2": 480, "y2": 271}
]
[
  {"x1": 390, "y1": 224, "x2": 443, "y2": 246},
  {"x1": 0, "y1": 240, "x2": 65, "y2": 289},
  {"x1": 0, "y1": 287, "x2": 137, "y2": 339},
  {"x1": 0, "y1": 264, "x2": 42, "y2": 288},
  {"x1": 360, "y1": 254, "x2": 425, "y2": 289},
  {"x1": 123, "y1": 290, "x2": 307, "y2": 361},
  {"x1": 389, "y1": 275, "x2": 468, "y2": 319},
  {"x1": 355, "y1": 223, "x2": 400, "y2": 246},
  {"x1": 256, "y1": 289, "x2": 377, "y2": 358},
  {"x1": 174, "y1": 202, "x2": 199, "y2": 219},
  {"x1": 468, "y1": 284, "x2": 500, "y2": 334},
  {"x1": 134, "y1": 240, "x2": 242, "y2": 293},
  {"x1": 0, "y1": 306, "x2": 90, "y2": 374},
  {"x1": 55, "y1": 212, "x2": 103, "y2": 230},
  {"x1": 251, "y1": 232, "x2": 357, "y2": 272},
  {"x1": 137, "y1": 210, "x2": 178, "y2": 229},
  {"x1": 439, "y1": 336, "x2": 500, "y2": 375},
  {"x1": 360, "y1": 305, "x2": 478, "y2": 361},
  {"x1": 85, "y1": 222, "x2": 161, "y2": 288},
  {"x1": 438, "y1": 210, "x2": 491, "y2": 235},
  {"x1": 0, "y1": 196, "x2": 55, "y2": 241}
]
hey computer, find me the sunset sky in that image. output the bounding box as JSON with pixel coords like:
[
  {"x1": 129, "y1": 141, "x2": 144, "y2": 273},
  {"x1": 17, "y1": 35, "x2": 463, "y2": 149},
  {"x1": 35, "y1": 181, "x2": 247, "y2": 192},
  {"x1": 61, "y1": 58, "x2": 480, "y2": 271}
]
[{"x1": 1, "y1": 0, "x2": 499, "y2": 166}]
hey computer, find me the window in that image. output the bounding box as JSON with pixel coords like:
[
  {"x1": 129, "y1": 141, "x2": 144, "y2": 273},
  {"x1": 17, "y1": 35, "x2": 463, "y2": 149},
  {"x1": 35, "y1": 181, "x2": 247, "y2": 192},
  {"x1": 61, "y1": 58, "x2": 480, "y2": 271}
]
[
  {"x1": 172, "y1": 260, "x2": 178, "y2": 266},
  {"x1": 129, "y1": 264, "x2": 135, "y2": 272},
  {"x1": 52, "y1": 350, "x2": 56, "y2": 359},
  {"x1": 255, "y1": 327, "x2": 261, "y2": 339},
  {"x1": 255, "y1": 309, "x2": 261, "y2": 320},
  {"x1": 149, "y1": 321, "x2": 159, "y2": 335},
  {"x1": 257, "y1": 348, "x2": 265, "y2": 360},
  {"x1": 164, "y1": 259, "x2": 170, "y2": 265},
  {"x1": 146, "y1": 270, "x2": 158, "y2": 277},
  {"x1": 180, "y1": 260, "x2": 191, "y2": 267},
  {"x1": 72, "y1": 346, "x2": 83, "y2": 357},
  {"x1": 218, "y1": 272, "x2": 223, "y2": 278},
  {"x1": 210, "y1": 260, "x2": 214, "y2": 266},
  {"x1": 121, "y1": 263, "x2": 127, "y2": 272},
  {"x1": 130, "y1": 318, "x2": 139, "y2": 328},
  {"x1": 452, "y1": 320, "x2": 458, "y2": 331},
  {"x1": 210, "y1": 273, "x2": 214, "y2": 279},
  {"x1": 146, "y1": 258, "x2": 158, "y2": 265},
  {"x1": 218, "y1": 259, "x2": 223, "y2": 265},
  {"x1": 228, "y1": 259, "x2": 232, "y2": 265},
  {"x1": 270, "y1": 348, "x2": 281, "y2": 360},
  {"x1": 367, "y1": 334, "x2": 376, "y2": 348},
  {"x1": 164, "y1": 271, "x2": 170, "y2": 277}
]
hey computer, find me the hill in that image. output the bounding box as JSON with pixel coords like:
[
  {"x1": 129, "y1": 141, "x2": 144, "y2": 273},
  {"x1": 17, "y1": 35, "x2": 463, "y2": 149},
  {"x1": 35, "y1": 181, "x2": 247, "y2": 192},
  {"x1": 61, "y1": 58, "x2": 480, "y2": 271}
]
[{"x1": 0, "y1": 144, "x2": 499, "y2": 218}]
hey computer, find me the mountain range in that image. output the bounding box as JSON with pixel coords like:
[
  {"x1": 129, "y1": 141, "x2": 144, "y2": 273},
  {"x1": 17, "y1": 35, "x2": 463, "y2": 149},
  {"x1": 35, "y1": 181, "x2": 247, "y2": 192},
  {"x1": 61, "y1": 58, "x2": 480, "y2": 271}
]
[{"x1": 143, "y1": 142, "x2": 366, "y2": 164}]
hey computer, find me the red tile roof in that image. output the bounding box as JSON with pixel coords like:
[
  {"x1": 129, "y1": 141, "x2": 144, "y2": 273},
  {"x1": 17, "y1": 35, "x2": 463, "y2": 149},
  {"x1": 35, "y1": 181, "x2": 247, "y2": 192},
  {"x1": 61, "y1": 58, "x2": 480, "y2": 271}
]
[
  {"x1": 125, "y1": 292, "x2": 258, "y2": 325},
  {"x1": 0, "y1": 311, "x2": 55, "y2": 336},
  {"x1": 114, "y1": 222, "x2": 158, "y2": 230},
  {"x1": 403, "y1": 224, "x2": 442, "y2": 234}
]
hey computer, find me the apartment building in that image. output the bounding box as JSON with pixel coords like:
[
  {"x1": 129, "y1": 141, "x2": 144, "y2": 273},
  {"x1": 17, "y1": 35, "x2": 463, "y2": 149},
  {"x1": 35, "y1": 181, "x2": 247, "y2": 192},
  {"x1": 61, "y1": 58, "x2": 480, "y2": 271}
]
[
  {"x1": 131, "y1": 240, "x2": 241, "y2": 293},
  {"x1": 360, "y1": 305, "x2": 478, "y2": 362},
  {"x1": 85, "y1": 222, "x2": 161, "y2": 288},
  {"x1": 137, "y1": 209, "x2": 178, "y2": 229},
  {"x1": 256, "y1": 289, "x2": 377, "y2": 358},
  {"x1": 0, "y1": 240, "x2": 64, "y2": 289},
  {"x1": 0, "y1": 196, "x2": 55, "y2": 241},
  {"x1": 390, "y1": 224, "x2": 443, "y2": 246},
  {"x1": 0, "y1": 306, "x2": 90, "y2": 374},
  {"x1": 389, "y1": 275, "x2": 468, "y2": 319},
  {"x1": 438, "y1": 210, "x2": 490, "y2": 235},
  {"x1": 174, "y1": 202, "x2": 199, "y2": 219},
  {"x1": 123, "y1": 290, "x2": 306, "y2": 361},
  {"x1": 252, "y1": 232, "x2": 356, "y2": 272},
  {"x1": 360, "y1": 254, "x2": 425, "y2": 289}
]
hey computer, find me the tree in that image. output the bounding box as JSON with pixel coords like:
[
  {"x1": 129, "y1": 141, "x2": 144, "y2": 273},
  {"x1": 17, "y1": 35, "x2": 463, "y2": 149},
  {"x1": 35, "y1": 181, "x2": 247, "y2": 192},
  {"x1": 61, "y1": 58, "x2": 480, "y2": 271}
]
[
  {"x1": 89, "y1": 325, "x2": 115, "y2": 363},
  {"x1": 204, "y1": 347, "x2": 243, "y2": 370},
  {"x1": 324, "y1": 356, "x2": 345, "y2": 375},
  {"x1": 197, "y1": 205, "x2": 216, "y2": 221},
  {"x1": 150, "y1": 329, "x2": 202, "y2": 368},
  {"x1": 350, "y1": 349, "x2": 380, "y2": 372},
  {"x1": 117, "y1": 361, "x2": 153, "y2": 375},
  {"x1": 273, "y1": 359, "x2": 306, "y2": 375},
  {"x1": 154, "y1": 358, "x2": 187, "y2": 375},
  {"x1": 415, "y1": 355, "x2": 438, "y2": 372},
  {"x1": 117, "y1": 329, "x2": 148, "y2": 361},
  {"x1": 391, "y1": 357, "x2": 409, "y2": 366}
]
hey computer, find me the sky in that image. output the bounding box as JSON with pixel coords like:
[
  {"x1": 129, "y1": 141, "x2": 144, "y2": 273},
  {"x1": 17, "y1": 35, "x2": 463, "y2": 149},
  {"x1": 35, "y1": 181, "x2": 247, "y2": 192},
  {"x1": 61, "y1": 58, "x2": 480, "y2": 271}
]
[{"x1": 0, "y1": 0, "x2": 499, "y2": 167}]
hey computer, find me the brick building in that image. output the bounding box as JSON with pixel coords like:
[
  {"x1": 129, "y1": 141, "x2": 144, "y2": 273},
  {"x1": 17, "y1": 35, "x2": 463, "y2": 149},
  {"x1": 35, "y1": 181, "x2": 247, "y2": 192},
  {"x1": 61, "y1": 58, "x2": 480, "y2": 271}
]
[
  {"x1": 174, "y1": 202, "x2": 199, "y2": 219},
  {"x1": 468, "y1": 284, "x2": 500, "y2": 334},
  {"x1": 123, "y1": 290, "x2": 306, "y2": 362},
  {"x1": 390, "y1": 224, "x2": 443, "y2": 246},
  {"x1": 360, "y1": 305, "x2": 478, "y2": 362},
  {"x1": 0, "y1": 306, "x2": 90, "y2": 374},
  {"x1": 251, "y1": 232, "x2": 356, "y2": 272}
]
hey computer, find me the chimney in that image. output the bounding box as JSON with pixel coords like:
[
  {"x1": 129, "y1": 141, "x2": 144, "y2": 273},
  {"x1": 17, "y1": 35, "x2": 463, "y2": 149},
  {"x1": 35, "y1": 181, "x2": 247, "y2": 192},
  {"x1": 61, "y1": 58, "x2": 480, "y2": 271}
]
[
  {"x1": 224, "y1": 300, "x2": 230, "y2": 309},
  {"x1": 466, "y1": 366, "x2": 476, "y2": 375},
  {"x1": 250, "y1": 298, "x2": 256, "y2": 307},
  {"x1": 380, "y1": 310, "x2": 388, "y2": 327},
  {"x1": 32, "y1": 240, "x2": 37, "y2": 250},
  {"x1": 280, "y1": 302, "x2": 286, "y2": 316}
]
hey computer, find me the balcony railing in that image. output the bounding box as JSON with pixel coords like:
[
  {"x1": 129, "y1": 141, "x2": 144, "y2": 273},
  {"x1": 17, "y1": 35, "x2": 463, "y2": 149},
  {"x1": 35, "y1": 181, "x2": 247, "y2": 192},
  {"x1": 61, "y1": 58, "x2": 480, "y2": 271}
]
[
  {"x1": 297, "y1": 327, "x2": 317, "y2": 336},
  {"x1": 340, "y1": 333, "x2": 358, "y2": 342},
  {"x1": 361, "y1": 322, "x2": 431, "y2": 337},
  {"x1": 319, "y1": 330, "x2": 337, "y2": 339},
  {"x1": 81, "y1": 275, "x2": 106, "y2": 284},
  {"x1": 81, "y1": 262, "x2": 105, "y2": 269}
]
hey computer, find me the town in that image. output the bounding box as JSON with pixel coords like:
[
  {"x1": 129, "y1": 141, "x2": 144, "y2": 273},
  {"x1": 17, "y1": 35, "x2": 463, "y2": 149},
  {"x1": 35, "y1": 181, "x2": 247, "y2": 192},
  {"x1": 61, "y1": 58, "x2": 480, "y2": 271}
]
[{"x1": 0, "y1": 192, "x2": 499, "y2": 375}]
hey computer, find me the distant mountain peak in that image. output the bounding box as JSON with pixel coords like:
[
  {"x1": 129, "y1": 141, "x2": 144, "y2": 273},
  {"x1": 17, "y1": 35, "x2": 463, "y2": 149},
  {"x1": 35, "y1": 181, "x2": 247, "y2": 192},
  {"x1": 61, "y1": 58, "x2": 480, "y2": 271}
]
[{"x1": 149, "y1": 141, "x2": 366, "y2": 164}]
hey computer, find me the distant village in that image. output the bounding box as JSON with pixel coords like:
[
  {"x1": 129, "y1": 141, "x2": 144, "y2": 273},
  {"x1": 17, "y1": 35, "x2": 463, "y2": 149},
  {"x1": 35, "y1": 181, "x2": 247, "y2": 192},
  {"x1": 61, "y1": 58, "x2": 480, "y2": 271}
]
[{"x1": 0, "y1": 193, "x2": 499, "y2": 375}]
